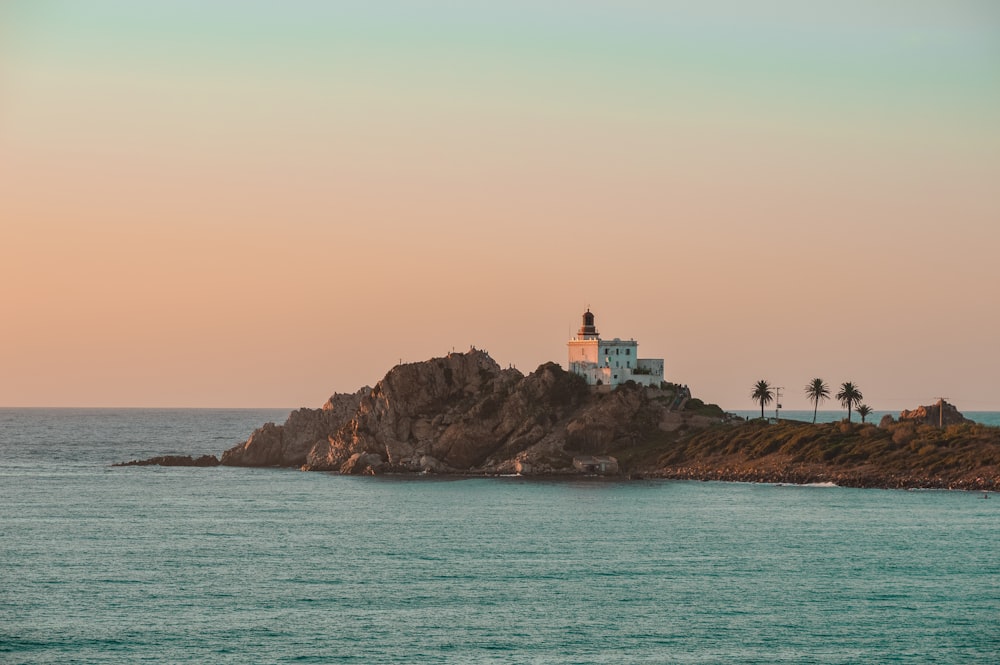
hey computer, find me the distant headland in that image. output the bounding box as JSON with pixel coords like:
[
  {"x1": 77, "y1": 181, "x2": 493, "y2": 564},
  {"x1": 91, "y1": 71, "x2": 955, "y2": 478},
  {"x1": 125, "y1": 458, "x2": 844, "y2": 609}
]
[{"x1": 118, "y1": 345, "x2": 1000, "y2": 491}]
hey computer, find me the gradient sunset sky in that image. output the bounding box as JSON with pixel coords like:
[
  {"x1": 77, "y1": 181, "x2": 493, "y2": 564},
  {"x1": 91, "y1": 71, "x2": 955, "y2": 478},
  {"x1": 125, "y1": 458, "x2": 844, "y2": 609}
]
[{"x1": 3, "y1": 1, "x2": 999, "y2": 410}]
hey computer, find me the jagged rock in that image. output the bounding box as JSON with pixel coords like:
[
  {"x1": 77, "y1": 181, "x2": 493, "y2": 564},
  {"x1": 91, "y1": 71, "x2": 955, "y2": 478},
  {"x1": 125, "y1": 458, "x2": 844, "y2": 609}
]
[
  {"x1": 339, "y1": 452, "x2": 386, "y2": 475},
  {"x1": 304, "y1": 350, "x2": 520, "y2": 470},
  {"x1": 899, "y1": 400, "x2": 974, "y2": 427},
  {"x1": 417, "y1": 455, "x2": 448, "y2": 473},
  {"x1": 565, "y1": 383, "x2": 648, "y2": 452},
  {"x1": 879, "y1": 414, "x2": 895, "y2": 429},
  {"x1": 323, "y1": 387, "x2": 371, "y2": 414},
  {"x1": 220, "y1": 350, "x2": 725, "y2": 475},
  {"x1": 115, "y1": 454, "x2": 219, "y2": 467},
  {"x1": 221, "y1": 390, "x2": 366, "y2": 467},
  {"x1": 302, "y1": 353, "x2": 596, "y2": 472}
]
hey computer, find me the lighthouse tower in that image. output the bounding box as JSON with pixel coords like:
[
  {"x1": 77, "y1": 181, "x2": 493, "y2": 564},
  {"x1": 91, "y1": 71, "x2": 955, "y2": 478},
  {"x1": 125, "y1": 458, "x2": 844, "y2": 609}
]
[
  {"x1": 566, "y1": 309, "x2": 664, "y2": 388},
  {"x1": 578, "y1": 309, "x2": 599, "y2": 339}
]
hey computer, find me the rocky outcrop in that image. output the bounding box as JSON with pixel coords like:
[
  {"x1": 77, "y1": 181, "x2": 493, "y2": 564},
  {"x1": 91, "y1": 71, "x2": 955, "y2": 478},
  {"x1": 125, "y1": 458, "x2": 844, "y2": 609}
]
[
  {"x1": 219, "y1": 350, "x2": 706, "y2": 475},
  {"x1": 220, "y1": 388, "x2": 367, "y2": 467},
  {"x1": 115, "y1": 454, "x2": 220, "y2": 467},
  {"x1": 323, "y1": 387, "x2": 371, "y2": 416},
  {"x1": 899, "y1": 400, "x2": 974, "y2": 427},
  {"x1": 304, "y1": 353, "x2": 594, "y2": 473},
  {"x1": 119, "y1": 352, "x2": 1000, "y2": 490},
  {"x1": 564, "y1": 385, "x2": 651, "y2": 452}
]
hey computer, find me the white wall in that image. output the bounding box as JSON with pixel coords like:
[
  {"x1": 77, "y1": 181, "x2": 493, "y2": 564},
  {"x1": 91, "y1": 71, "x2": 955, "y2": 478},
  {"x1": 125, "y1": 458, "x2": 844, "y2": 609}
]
[
  {"x1": 598, "y1": 339, "x2": 638, "y2": 371},
  {"x1": 637, "y1": 358, "x2": 664, "y2": 376},
  {"x1": 568, "y1": 340, "x2": 599, "y2": 366},
  {"x1": 569, "y1": 334, "x2": 663, "y2": 387}
]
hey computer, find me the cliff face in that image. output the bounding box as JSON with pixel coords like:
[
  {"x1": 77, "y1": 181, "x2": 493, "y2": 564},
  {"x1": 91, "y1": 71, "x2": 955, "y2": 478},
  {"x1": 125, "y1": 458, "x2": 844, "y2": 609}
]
[
  {"x1": 220, "y1": 388, "x2": 368, "y2": 467},
  {"x1": 221, "y1": 350, "x2": 693, "y2": 474},
  {"x1": 306, "y1": 350, "x2": 527, "y2": 472}
]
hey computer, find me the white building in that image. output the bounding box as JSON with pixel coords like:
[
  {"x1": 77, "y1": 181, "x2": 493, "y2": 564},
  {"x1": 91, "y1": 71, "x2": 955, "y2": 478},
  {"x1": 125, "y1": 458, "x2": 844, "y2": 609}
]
[{"x1": 567, "y1": 309, "x2": 664, "y2": 388}]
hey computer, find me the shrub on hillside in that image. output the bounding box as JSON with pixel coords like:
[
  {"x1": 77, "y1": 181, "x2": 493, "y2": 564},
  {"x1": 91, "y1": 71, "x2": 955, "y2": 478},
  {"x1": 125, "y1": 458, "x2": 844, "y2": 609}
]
[{"x1": 892, "y1": 423, "x2": 916, "y2": 447}]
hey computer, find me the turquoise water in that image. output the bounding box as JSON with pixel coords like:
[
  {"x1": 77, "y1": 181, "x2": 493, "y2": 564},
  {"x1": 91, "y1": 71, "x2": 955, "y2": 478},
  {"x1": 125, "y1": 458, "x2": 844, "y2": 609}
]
[{"x1": 2, "y1": 409, "x2": 998, "y2": 663}]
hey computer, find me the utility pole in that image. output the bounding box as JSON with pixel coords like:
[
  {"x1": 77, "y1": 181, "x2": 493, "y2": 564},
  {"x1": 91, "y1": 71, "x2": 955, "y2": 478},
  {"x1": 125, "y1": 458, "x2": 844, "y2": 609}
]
[
  {"x1": 775, "y1": 387, "x2": 784, "y2": 422},
  {"x1": 936, "y1": 397, "x2": 948, "y2": 428}
]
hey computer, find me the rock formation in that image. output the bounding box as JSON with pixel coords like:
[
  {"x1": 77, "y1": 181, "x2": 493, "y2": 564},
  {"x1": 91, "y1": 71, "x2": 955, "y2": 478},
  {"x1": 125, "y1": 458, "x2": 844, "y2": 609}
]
[
  {"x1": 114, "y1": 454, "x2": 220, "y2": 467},
  {"x1": 119, "y1": 353, "x2": 1000, "y2": 490},
  {"x1": 220, "y1": 387, "x2": 368, "y2": 467},
  {"x1": 220, "y1": 350, "x2": 714, "y2": 475},
  {"x1": 899, "y1": 400, "x2": 974, "y2": 427}
]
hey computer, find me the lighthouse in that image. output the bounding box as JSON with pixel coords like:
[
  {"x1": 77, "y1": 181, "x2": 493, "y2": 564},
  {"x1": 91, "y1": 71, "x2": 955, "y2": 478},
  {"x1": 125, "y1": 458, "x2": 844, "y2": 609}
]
[{"x1": 566, "y1": 309, "x2": 664, "y2": 388}]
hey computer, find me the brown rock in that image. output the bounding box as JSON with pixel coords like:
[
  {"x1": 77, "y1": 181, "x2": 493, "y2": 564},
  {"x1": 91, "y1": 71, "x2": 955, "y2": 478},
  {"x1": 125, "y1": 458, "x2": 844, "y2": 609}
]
[
  {"x1": 115, "y1": 454, "x2": 220, "y2": 467},
  {"x1": 221, "y1": 389, "x2": 366, "y2": 467},
  {"x1": 222, "y1": 350, "x2": 724, "y2": 475},
  {"x1": 339, "y1": 452, "x2": 386, "y2": 475},
  {"x1": 565, "y1": 383, "x2": 649, "y2": 453},
  {"x1": 899, "y1": 400, "x2": 974, "y2": 427}
]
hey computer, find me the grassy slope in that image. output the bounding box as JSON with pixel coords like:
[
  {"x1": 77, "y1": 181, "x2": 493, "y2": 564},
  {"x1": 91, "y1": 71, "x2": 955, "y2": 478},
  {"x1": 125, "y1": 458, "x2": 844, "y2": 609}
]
[{"x1": 615, "y1": 419, "x2": 1000, "y2": 490}]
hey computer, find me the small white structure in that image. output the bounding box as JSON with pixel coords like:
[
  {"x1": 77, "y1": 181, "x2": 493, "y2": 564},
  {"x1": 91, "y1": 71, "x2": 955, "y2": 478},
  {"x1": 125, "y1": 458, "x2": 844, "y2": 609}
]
[
  {"x1": 567, "y1": 309, "x2": 664, "y2": 387},
  {"x1": 572, "y1": 455, "x2": 620, "y2": 475}
]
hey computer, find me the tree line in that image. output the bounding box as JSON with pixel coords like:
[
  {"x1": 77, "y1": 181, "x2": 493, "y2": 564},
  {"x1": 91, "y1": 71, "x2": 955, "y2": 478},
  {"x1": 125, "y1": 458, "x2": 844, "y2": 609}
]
[{"x1": 751, "y1": 379, "x2": 872, "y2": 423}]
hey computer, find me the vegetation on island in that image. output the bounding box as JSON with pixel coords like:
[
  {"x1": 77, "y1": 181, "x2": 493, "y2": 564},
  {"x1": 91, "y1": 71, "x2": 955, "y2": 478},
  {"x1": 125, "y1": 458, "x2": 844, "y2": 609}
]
[
  {"x1": 754, "y1": 377, "x2": 864, "y2": 423},
  {"x1": 645, "y1": 417, "x2": 1000, "y2": 490},
  {"x1": 751, "y1": 380, "x2": 774, "y2": 420},
  {"x1": 607, "y1": 377, "x2": 998, "y2": 490},
  {"x1": 804, "y1": 378, "x2": 830, "y2": 423},
  {"x1": 836, "y1": 382, "x2": 864, "y2": 422},
  {"x1": 602, "y1": 377, "x2": 995, "y2": 490}
]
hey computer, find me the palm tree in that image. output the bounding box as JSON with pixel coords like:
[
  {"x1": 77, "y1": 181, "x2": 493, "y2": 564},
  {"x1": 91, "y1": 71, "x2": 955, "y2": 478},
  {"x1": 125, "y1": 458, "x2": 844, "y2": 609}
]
[
  {"x1": 751, "y1": 380, "x2": 774, "y2": 420},
  {"x1": 856, "y1": 404, "x2": 873, "y2": 424},
  {"x1": 804, "y1": 378, "x2": 830, "y2": 424},
  {"x1": 836, "y1": 382, "x2": 863, "y2": 422}
]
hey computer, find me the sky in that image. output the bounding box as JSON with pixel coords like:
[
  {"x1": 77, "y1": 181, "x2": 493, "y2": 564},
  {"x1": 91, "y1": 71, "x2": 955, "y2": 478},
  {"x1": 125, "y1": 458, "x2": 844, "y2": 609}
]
[{"x1": 2, "y1": 1, "x2": 999, "y2": 411}]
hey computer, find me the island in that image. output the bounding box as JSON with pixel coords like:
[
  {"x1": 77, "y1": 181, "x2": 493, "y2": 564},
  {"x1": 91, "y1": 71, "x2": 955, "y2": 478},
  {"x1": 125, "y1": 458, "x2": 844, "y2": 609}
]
[{"x1": 118, "y1": 349, "x2": 1000, "y2": 491}]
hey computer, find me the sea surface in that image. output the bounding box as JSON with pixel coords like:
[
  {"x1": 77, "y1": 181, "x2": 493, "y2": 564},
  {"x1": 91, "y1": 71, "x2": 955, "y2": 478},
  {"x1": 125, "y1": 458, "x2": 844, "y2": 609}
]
[{"x1": 2, "y1": 408, "x2": 998, "y2": 663}]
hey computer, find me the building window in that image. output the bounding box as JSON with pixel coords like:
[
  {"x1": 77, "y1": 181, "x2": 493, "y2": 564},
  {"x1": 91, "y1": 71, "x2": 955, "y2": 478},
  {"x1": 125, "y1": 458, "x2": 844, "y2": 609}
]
[
  {"x1": 625, "y1": 349, "x2": 630, "y2": 355},
  {"x1": 627, "y1": 361, "x2": 630, "y2": 368},
  {"x1": 616, "y1": 349, "x2": 620, "y2": 355},
  {"x1": 604, "y1": 348, "x2": 609, "y2": 354}
]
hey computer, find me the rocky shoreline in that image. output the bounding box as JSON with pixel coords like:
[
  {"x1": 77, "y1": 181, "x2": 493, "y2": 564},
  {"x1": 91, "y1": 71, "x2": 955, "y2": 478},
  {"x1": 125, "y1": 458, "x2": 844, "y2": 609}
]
[
  {"x1": 116, "y1": 455, "x2": 997, "y2": 491},
  {"x1": 115, "y1": 454, "x2": 220, "y2": 467},
  {"x1": 652, "y1": 467, "x2": 997, "y2": 491},
  {"x1": 117, "y1": 350, "x2": 1000, "y2": 491}
]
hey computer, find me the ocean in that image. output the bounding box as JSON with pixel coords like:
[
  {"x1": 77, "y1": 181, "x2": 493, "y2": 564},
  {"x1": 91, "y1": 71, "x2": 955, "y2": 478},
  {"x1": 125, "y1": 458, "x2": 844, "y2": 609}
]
[{"x1": 2, "y1": 408, "x2": 998, "y2": 663}]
